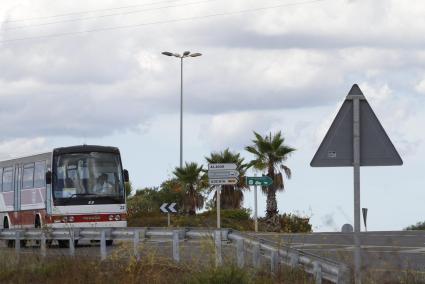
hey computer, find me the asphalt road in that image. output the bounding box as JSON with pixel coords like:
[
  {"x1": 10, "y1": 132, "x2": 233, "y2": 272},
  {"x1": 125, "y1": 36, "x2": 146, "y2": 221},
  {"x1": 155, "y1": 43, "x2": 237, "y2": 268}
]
[{"x1": 250, "y1": 230, "x2": 425, "y2": 274}]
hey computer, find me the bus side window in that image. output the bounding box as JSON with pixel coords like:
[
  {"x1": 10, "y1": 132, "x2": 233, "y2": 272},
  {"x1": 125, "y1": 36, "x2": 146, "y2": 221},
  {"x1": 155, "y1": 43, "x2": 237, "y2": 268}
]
[
  {"x1": 0, "y1": 168, "x2": 3, "y2": 192},
  {"x1": 2, "y1": 167, "x2": 13, "y2": 192},
  {"x1": 23, "y1": 163, "x2": 35, "y2": 189},
  {"x1": 34, "y1": 161, "x2": 47, "y2": 188}
]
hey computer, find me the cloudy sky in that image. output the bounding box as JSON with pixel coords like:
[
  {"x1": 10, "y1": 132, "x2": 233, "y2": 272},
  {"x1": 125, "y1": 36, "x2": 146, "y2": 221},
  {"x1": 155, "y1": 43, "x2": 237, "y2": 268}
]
[{"x1": 1, "y1": 0, "x2": 424, "y2": 231}]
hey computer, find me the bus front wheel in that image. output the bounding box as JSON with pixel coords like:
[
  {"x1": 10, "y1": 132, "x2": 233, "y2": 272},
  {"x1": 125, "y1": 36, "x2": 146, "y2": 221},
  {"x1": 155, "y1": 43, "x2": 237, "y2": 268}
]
[
  {"x1": 4, "y1": 218, "x2": 15, "y2": 248},
  {"x1": 3, "y1": 218, "x2": 27, "y2": 248}
]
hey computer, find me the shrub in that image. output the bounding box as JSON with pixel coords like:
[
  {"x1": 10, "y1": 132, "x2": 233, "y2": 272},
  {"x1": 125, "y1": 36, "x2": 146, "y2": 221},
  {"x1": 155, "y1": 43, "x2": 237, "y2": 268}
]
[
  {"x1": 279, "y1": 213, "x2": 312, "y2": 233},
  {"x1": 201, "y1": 209, "x2": 251, "y2": 221},
  {"x1": 405, "y1": 221, "x2": 425, "y2": 230},
  {"x1": 128, "y1": 209, "x2": 312, "y2": 233}
]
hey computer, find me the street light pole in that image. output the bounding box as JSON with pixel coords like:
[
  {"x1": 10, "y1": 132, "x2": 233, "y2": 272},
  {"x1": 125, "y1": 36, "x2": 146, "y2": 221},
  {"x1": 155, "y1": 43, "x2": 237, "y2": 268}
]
[
  {"x1": 180, "y1": 57, "x2": 183, "y2": 168},
  {"x1": 162, "y1": 51, "x2": 202, "y2": 168}
]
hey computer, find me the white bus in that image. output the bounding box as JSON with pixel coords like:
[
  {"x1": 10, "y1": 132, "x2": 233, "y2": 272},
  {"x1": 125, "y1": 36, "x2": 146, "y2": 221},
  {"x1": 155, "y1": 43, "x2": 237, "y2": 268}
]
[{"x1": 0, "y1": 145, "x2": 128, "y2": 247}]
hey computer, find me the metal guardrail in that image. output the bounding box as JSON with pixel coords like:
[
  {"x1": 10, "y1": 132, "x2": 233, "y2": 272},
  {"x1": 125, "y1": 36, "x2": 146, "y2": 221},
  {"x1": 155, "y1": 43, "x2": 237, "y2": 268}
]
[{"x1": 0, "y1": 227, "x2": 350, "y2": 284}]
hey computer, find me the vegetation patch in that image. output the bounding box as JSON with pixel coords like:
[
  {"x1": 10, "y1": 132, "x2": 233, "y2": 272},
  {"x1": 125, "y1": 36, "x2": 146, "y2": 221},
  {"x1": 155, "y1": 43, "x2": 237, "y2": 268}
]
[
  {"x1": 128, "y1": 209, "x2": 312, "y2": 233},
  {"x1": 405, "y1": 221, "x2": 425, "y2": 230},
  {"x1": 0, "y1": 252, "x2": 317, "y2": 284}
]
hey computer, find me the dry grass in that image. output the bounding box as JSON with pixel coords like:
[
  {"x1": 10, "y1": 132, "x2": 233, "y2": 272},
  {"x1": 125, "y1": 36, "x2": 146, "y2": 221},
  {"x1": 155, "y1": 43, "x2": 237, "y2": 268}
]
[{"x1": 0, "y1": 248, "x2": 318, "y2": 284}]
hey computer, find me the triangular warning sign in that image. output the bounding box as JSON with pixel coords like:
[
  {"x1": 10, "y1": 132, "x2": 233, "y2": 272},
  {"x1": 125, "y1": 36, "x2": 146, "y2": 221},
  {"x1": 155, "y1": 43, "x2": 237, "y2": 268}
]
[{"x1": 311, "y1": 84, "x2": 403, "y2": 167}]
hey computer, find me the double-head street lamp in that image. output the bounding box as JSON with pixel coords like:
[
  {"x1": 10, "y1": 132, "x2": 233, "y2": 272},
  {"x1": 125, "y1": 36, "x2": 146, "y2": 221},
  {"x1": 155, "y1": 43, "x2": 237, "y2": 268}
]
[{"x1": 162, "y1": 51, "x2": 202, "y2": 168}]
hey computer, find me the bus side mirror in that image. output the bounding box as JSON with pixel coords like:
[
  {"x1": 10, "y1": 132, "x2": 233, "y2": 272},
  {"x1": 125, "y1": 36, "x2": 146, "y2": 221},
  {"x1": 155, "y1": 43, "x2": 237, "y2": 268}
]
[
  {"x1": 46, "y1": 171, "x2": 52, "y2": 185},
  {"x1": 123, "y1": 169, "x2": 129, "y2": 182}
]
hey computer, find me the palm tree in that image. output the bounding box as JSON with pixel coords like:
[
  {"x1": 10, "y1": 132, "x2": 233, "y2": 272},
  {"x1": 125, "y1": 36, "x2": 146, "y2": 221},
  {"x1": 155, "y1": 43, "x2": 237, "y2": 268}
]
[
  {"x1": 205, "y1": 148, "x2": 247, "y2": 209},
  {"x1": 245, "y1": 131, "x2": 296, "y2": 218},
  {"x1": 173, "y1": 162, "x2": 208, "y2": 215}
]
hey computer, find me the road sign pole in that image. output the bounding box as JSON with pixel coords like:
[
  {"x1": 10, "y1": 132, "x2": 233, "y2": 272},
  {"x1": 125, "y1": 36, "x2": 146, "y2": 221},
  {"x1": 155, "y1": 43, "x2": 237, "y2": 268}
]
[
  {"x1": 217, "y1": 186, "x2": 221, "y2": 229},
  {"x1": 362, "y1": 208, "x2": 368, "y2": 232},
  {"x1": 353, "y1": 96, "x2": 362, "y2": 284},
  {"x1": 168, "y1": 212, "x2": 171, "y2": 227},
  {"x1": 254, "y1": 173, "x2": 258, "y2": 232}
]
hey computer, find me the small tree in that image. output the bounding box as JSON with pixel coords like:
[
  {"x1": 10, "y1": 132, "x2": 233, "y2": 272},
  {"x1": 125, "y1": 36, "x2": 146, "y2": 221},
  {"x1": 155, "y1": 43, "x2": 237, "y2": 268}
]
[
  {"x1": 245, "y1": 131, "x2": 295, "y2": 219},
  {"x1": 173, "y1": 162, "x2": 208, "y2": 215}
]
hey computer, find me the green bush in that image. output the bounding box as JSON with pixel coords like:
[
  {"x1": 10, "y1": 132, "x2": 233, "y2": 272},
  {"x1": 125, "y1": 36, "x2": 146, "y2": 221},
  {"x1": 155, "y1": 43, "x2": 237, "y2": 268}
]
[
  {"x1": 201, "y1": 208, "x2": 251, "y2": 221},
  {"x1": 279, "y1": 213, "x2": 312, "y2": 233},
  {"x1": 405, "y1": 221, "x2": 425, "y2": 230},
  {"x1": 128, "y1": 209, "x2": 313, "y2": 233}
]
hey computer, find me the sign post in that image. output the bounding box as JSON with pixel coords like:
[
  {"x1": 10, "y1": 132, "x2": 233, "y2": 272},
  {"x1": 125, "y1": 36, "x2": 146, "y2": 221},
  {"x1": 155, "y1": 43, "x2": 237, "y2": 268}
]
[
  {"x1": 254, "y1": 174, "x2": 258, "y2": 232},
  {"x1": 245, "y1": 175, "x2": 273, "y2": 232},
  {"x1": 311, "y1": 84, "x2": 403, "y2": 284},
  {"x1": 353, "y1": 95, "x2": 362, "y2": 283},
  {"x1": 217, "y1": 186, "x2": 221, "y2": 229},
  {"x1": 362, "y1": 208, "x2": 368, "y2": 232},
  {"x1": 208, "y1": 164, "x2": 238, "y2": 229},
  {"x1": 160, "y1": 203, "x2": 178, "y2": 227}
]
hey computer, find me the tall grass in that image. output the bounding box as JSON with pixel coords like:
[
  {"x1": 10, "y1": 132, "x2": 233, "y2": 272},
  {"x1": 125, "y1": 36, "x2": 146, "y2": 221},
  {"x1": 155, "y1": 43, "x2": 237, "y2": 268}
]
[{"x1": 0, "y1": 249, "x2": 318, "y2": 284}]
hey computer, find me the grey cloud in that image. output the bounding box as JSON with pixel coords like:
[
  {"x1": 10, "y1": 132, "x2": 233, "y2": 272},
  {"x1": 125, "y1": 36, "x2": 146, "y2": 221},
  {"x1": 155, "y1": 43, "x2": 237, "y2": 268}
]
[
  {"x1": 0, "y1": 83, "x2": 149, "y2": 139},
  {"x1": 0, "y1": 0, "x2": 424, "y2": 144}
]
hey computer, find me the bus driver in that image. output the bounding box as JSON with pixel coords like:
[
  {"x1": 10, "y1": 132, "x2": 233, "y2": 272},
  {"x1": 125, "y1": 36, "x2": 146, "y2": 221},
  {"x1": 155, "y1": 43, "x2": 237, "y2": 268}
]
[{"x1": 94, "y1": 173, "x2": 114, "y2": 194}]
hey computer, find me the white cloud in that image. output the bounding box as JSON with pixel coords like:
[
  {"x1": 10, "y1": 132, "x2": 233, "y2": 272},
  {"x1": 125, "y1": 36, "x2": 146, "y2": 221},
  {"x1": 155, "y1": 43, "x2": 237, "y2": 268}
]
[
  {"x1": 0, "y1": 0, "x2": 425, "y2": 231},
  {"x1": 415, "y1": 78, "x2": 425, "y2": 94},
  {"x1": 200, "y1": 112, "x2": 276, "y2": 150},
  {"x1": 0, "y1": 137, "x2": 48, "y2": 160}
]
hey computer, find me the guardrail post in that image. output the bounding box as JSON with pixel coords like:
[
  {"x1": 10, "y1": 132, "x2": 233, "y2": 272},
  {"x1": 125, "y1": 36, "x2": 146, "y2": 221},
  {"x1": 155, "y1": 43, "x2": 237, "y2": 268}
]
[
  {"x1": 337, "y1": 264, "x2": 351, "y2": 284},
  {"x1": 313, "y1": 261, "x2": 323, "y2": 284},
  {"x1": 236, "y1": 238, "x2": 244, "y2": 268},
  {"x1": 173, "y1": 230, "x2": 180, "y2": 263},
  {"x1": 40, "y1": 231, "x2": 46, "y2": 257},
  {"x1": 289, "y1": 251, "x2": 299, "y2": 268},
  {"x1": 270, "y1": 250, "x2": 278, "y2": 274},
  {"x1": 15, "y1": 231, "x2": 21, "y2": 254},
  {"x1": 214, "y1": 230, "x2": 222, "y2": 266},
  {"x1": 69, "y1": 230, "x2": 75, "y2": 257},
  {"x1": 252, "y1": 243, "x2": 260, "y2": 268},
  {"x1": 133, "y1": 229, "x2": 140, "y2": 260},
  {"x1": 100, "y1": 230, "x2": 107, "y2": 261}
]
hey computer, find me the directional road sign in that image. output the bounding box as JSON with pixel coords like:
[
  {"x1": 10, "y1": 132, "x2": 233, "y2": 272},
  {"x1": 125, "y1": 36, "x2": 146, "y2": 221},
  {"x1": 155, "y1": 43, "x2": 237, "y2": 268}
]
[
  {"x1": 160, "y1": 203, "x2": 177, "y2": 213},
  {"x1": 208, "y1": 163, "x2": 237, "y2": 171},
  {"x1": 208, "y1": 170, "x2": 239, "y2": 179},
  {"x1": 209, "y1": 178, "x2": 238, "y2": 186},
  {"x1": 246, "y1": 176, "x2": 273, "y2": 186}
]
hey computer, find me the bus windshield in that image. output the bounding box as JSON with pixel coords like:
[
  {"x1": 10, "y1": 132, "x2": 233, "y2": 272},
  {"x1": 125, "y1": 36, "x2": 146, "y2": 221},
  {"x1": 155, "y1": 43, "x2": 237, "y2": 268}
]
[{"x1": 53, "y1": 152, "x2": 124, "y2": 205}]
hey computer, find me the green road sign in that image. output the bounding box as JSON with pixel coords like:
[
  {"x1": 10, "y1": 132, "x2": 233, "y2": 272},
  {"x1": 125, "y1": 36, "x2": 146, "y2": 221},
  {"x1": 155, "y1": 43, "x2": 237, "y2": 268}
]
[{"x1": 246, "y1": 176, "x2": 273, "y2": 186}]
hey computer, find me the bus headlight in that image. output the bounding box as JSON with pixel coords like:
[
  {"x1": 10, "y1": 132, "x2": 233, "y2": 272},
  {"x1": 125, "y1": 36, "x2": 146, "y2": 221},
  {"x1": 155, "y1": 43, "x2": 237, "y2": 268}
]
[
  {"x1": 108, "y1": 215, "x2": 114, "y2": 221},
  {"x1": 68, "y1": 216, "x2": 74, "y2": 222},
  {"x1": 115, "y1": 214, "x2": 121, "y2": 221}
]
